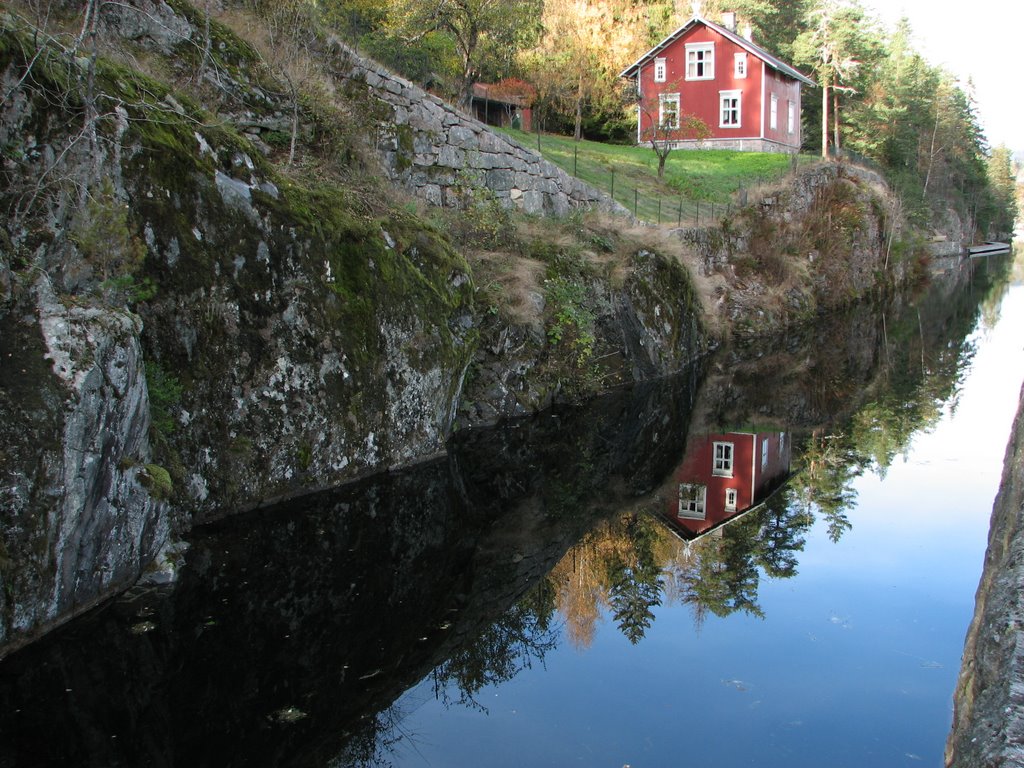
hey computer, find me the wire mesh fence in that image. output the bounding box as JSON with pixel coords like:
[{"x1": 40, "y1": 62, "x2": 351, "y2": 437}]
[{"x1": 537, "y1": 136, "x2": 804, "y2": 228}]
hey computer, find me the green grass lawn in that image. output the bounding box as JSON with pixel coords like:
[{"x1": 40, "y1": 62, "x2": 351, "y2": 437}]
[{"x1": 500, "y1": 127, "x2": 814, "y2": 225}]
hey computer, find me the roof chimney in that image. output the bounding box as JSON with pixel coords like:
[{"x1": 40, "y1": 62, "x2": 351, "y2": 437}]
[
  {"x1": 742, "y1": 23, "x2": 753, "y2": 41},
  {"x1": 721, "y1": 11, "x2": 737, "y2": 31},
  {"x1": 691, "y1": 1, "x2": 703, "y2": 17}
]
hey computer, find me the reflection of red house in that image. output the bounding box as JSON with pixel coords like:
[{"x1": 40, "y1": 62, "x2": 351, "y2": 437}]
[
  {"x1": 663, "y1": 431, "x2": 791, "y2": 540},
  {"x1": 618, "y1": 12, "x2": 813, "y2": 153}
]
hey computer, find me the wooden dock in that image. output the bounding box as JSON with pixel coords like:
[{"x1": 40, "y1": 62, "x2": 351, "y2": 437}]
[{"x1": 966, "y1": 241, "x2": 1011, "y2": 257}]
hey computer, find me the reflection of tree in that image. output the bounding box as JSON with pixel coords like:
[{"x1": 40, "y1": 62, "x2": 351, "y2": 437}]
[
  {"x1": 547, "y1": 494, "x2": 814, "y2": 642},
  {"x1": 431, "y1": 581, "x2": 557, "y2": 712},
  {"x1": 795, "y1": 430, "x2": 858, "y2": 542},
  {"x1": 686, "y1": 524, "x2": 765, "y2": 619},
  {"x1": 675, "y1": 491, "x2": 813, "y2": 620},
  {"x1": 755, "y1": 488, "x2": 814, "y2": 579},
  {"x1": 605, "y1": 515, "x2": 663, "y2": 644}
]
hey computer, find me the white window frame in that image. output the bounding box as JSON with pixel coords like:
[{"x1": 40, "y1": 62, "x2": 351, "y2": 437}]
[
  {"x1": 719, "y1": 90, "x2": 741, "y2": 128},
  {"x1": 654, "y1": 57, "x2": 667, "y2": 83},
  {"x1": 787, "y1": 101, "x2": 795, "y2": 134},
  {"x1": 761, "y1": 437, "x2": 769, "y2": 470},
  {"x1": 770, "y1": 94, "x2": 778, "y2": 131},
  {"x1": 679, "y1": 483, "x2": 708, "y2": 520},
  {"x1": 734, "y1": 52, "x2": 747, "y2": 78},
  {"x1": 725, "y1": 488, "x2": 738, "y2": 512},
  {"x1": 712, "y1": 441, "x2": 735, "y2": 477},
  {"x1": 685, "y1": 42, "x2": 715, "y2": 80},
  {"x1": 659, "y1": 92, "x2": 680, "y2": 130}
]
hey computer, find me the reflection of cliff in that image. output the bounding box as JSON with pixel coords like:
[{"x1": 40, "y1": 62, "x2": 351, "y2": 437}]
[
  {"x1": 0, "y1": 371, "x2": 701, "y2": 768},
  {"x1": 546, "y1": 259, "x2": 1013, "y2": 643},
  {"x1": 0, "y1": 256, "x2": 1011, "y2": 768}
]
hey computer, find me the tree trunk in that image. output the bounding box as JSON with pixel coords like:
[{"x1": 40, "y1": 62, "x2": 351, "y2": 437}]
[
  {"x1": 923, "y1": 109, "x2": 940, "y2": 196},
  {"x1": 574, "y1": 73, "x2": 583, "y2": 141},
  {"x1": 821, "y1": 80, "x2": 829, "y2": 159},
  {"x1": 832, "y1": 82, "x2": 840, "y2": 154}
]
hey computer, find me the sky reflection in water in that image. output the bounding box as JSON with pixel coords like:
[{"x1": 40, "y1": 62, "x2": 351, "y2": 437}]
[
  {"x1": 393, "y1": 269, "x2": 1024, "y2": 768},
  {"x1": 1, "y1": 259, "x2": 1021, "y2": 768}
]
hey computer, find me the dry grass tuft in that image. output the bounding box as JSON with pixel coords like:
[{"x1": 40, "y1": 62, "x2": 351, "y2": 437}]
[
  {"x1": 470, "y1": 250, "x2": 546, "y2": 328},
  {"x1": 615, "y1": 222, "x2": 729, "y2": 340}
]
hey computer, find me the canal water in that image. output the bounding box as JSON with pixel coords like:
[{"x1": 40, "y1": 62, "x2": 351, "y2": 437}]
[{"x1": 0, "y1": 254, "x2": 1020, "y2": 768}]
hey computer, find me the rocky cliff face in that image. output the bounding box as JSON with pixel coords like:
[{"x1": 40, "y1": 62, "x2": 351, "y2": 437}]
[
  {"x1": 0, "y1": 280, "x2": 168, "y2": 653},
  {"x1": 946, "y1": 381, "x2": 1024, "y2": 767},
  {"x1": 1, "y1": 7, "x2": 477, "y2": 653},
  {"x1": 0, "y1": 0, "x2": 915, "y2": 657},
  {"x1": 678, "y1": 163, "x2": 917, "y2": 336}
]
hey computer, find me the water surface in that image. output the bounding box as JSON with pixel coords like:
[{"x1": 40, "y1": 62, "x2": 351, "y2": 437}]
[{"x1": 0, "y1": 255, "x2": 1019, "y2": 768}]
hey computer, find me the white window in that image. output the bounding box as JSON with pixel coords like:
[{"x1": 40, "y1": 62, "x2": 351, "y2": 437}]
[
  {"x1": 725, "y1": 488, "x2": 738, "y2": 512},
  {"x1": 685, "y1": 43, "x2": 714, "y2": 80},
  {"x1": 734, "y1": 52, "x2": 747, "y2": 78},
  {"x1": 712, "y1": 441, "x2": 734, "y2": 477},
  {"x1": 787, "y1": 101, "x2": 795, "y2": 134},
  {"x1": 659, "y1": 92, "x2": 680, "y2": 130},
  {"x1": 654, "y1": 57, "x2": 667, "y2": 83},
  {"x1": 719, "y1": 90, "x2": 740, "y2": 127},
  {"x1": 770, "y1": 94, "x2": 778, "y2": 130},
  {"x1": 679, "y1": 483, "x2": 707, "y2": 520},
  {"x1": 761, "y1": 437, "x2": 769, "y2": 470}
]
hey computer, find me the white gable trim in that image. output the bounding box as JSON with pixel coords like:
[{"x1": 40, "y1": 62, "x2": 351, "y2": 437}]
[{"x1": 618, "y1": 15, "x2": 814, "y2": 86}]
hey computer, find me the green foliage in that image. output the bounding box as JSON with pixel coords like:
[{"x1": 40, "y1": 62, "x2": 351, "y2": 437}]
[
  {"x1": 605, "y1": 515, "x2": 663, "y2": 643},
  {"x1": 544, "y1": 275, "x2": 596, "y2": 369},
  {"x1": 437, "y1": 171, "x2": 517, "y2": 249},
  {"x1": 359, "y1": 28, "x2": 458, "y2": 90},
  {"x1": 145, "y1": 361, "x2": 184, "y2": 438},
  {"x1": 140, "y1": 463, "x2": 173, "y2": 499},
  {"x1": 986, "y1": 146, "x2": 1018, "y2": 236},
  {"x1": 386, "y1": 0, "x2": 543, "y2": 106},
  {"x1": 69, "y1": 180, "x2": 153, "y2": 305},
  {"x1": 296, "y1": 441, "x2": 313, "y2": 471},
  {"x1": 431, "y1": 581, "x2": 558, "y2": 711}
]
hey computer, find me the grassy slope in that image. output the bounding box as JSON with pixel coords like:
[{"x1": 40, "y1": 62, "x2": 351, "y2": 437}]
[{"x1": 501, "y1": 127, "x2": 813, "y2": 225}]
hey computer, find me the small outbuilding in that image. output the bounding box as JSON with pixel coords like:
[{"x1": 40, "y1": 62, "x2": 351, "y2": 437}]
[{"x1": 470, "y1": 82, "x2": 533, "y2": 132}]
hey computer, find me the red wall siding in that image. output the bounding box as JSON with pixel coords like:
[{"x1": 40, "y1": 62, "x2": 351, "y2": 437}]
[
  {"x1": 635, "y1": 23, "x2": 801, "y2": 147},
  {"x1": 668, "y1": 433, "x2": 757, "y2": 535},
  {"x1": 760, "y1": 68, "x2": 802, "y2": 146}
]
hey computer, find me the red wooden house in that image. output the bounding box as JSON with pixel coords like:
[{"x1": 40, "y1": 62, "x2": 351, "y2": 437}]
[
  {"x1": 619, "y1": 12, "x2": 814, "y2": 154},
  {"x1": 662, "y1": 430, "x2": 792, "y2": 540}
]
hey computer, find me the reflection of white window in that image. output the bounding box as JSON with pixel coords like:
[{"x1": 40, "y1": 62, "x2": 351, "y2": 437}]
[
  {"x1": 654, "y1": 57, "x2": 667, "y2": 83},
  {"x1": 761, "y1": 437, "x2": 769, "y2": 469},
  {"x1": 713, "y1": 441, "x2": 734, "y2": 477},
  {"x1": 679, "y1": 483, "x2": 707, "y2": 519},
  {"x1": 734, "y1": 52, "x2": 747, "y2": 78},
  {"x1": 787, "y1": 101, "x2": 795, "y2": 134},
  {"x1": 779, "y1": 431, "x2": 786, "y2": 451},
  {"x1": 659, "y1": 93, "x2": 680, "y2": 130},
  {"x1": 720, "y1": 90, "x2": 741, "y2": 127},
  {"x1": 770, "y1": 94, "x2": 778, "y2": 130},
  {"x1": 725, "y1": 488, "x2": 738, "y2": 511},
  {"x1": 685, "y1": 43, "x2": 715, "y2": 80}
]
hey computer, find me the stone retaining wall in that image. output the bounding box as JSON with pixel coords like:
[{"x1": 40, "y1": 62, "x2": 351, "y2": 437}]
[
  {"x1": 664, "y1": 137, "x2": 799, "y2": 154},
  {"x1": 946, "y1": 382, "x2": 1024, "y2": 767},
  {"x1": 332, "y1": 42, "x2": 629, "y2": 219}
]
